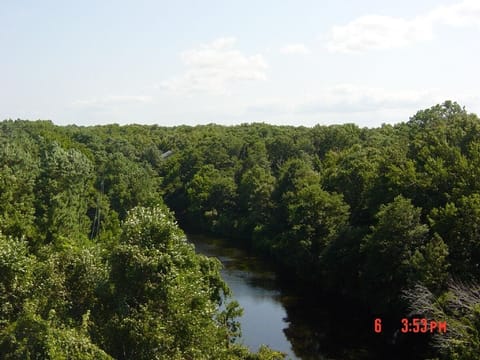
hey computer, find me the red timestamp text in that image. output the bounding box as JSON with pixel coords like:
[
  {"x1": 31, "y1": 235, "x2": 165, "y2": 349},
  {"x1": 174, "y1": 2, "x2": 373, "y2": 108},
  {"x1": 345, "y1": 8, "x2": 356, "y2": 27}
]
[
  {"x1": 401, "y1": 318, "x2": 447, "y2": 334},
  {"x1": 373, "y1": 318, "x2": 447, "y2": 334}
]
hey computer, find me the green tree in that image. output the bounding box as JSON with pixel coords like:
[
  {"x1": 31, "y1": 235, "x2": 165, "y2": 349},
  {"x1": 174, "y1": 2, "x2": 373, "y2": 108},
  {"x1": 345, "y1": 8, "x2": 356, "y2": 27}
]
[
  {"x1": 430, "y1": 194, "x2": 480, "y2": 279},
  {"x1": 35, "y1": 143, "x2": 94, "y2": 244},
  {"x1": 409, "y1": 234, "x2": 450, "y2": 292},
  {"x1": 0, "y1": 307, "x2": 112, "y2": 360},
  {"x1": 0, "y1": 137, "x2": 39, "y2": 241},
  {"x1": 101, "y1": 152, "x2": 161, "y2": 220},
  {"x1": 238, "y1": 165, "x2": 275, "y2": 237},
  {"x1": 322, "y1": 144, "x2": 383, "y2": 226},
  {"x1": 268, "y1": 159, "x2": 350, "y2": 277},
  {"x1": 105, "y1": 205, "x2": 240, "y2": 359},
  {"x1": 280, "y1": 183, "x2": 349, "y2": 276},
  {"x1": 0, "y1": 233, "x2": 35, "y2": 329},
  {"x1": 361, "y1": 196, "x2": 429, "y2": 310},
  {"x1": 186, "y1": 165, "x2": 237, "y2": 233}
]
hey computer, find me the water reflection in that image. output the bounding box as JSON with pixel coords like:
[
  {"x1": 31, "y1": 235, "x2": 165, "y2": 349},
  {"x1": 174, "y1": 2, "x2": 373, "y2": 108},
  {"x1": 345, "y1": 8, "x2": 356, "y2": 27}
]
[
  {"x1": 190, "y1": 234, "x2": 403, "y2": 360},
  {"x1": 190, "y1": 235, "x2": 298, "y2": 358}
]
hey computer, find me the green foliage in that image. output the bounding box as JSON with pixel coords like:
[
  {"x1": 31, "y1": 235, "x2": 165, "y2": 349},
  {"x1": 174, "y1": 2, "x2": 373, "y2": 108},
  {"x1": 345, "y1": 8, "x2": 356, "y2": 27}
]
[
  {"x1": 238, "y1": 165, "x2": 275, "y2": 236},
  {"x1": 361, "y1": 196, "x2": 429, "y2": 309},
  {"x1": 105, "y1": 206, "x2": 242, "y2": 359},
  {"x1": 101, "y1": 152, "x2": 162, "y2": 219},
  {"x1": 0, "y1": 140, "x2": 39, "y2": 240},
  {"x1": 312, "y1": 123, "x2": 363, "y2": 158},
  {"x1": 36, "y1": 244, "x2": 109, "y2": 322},
  {"x1": 0, "y1": 234, "x2": 35, "y2": 328},
  {"x1": 186, "y1": 164, "x2": 237, "y2": 232},
  {"x1": 229, "y1": 344, "x2": 286, "y2": 359},
  {"x1": 322, "y1": 144, "x2": 383, "y2": 225},
  {"x1": 280, "y1": 183, "x2": 349, "y2": 276},
  {"x1": 35, "y1": 143, "x2": 95, "y2": 244},
  {"x1": 430, "y1": 194, "x2": 480, "y2": 279},
  {"x1": 404, "y1": 281, "x2": 480, "y2": 360},
  {"x1": 0, "y1": 308, "x2": 112, "y2": 360},
  {"x1": 2, "y1": 101, "x2": 480, "y2": 357},
  {"x1": 409, "y1": 234, "x2": 450, "y2": 293},
  {"x1": 217, "y1": 300, "x2": 243, "y2": 345}
]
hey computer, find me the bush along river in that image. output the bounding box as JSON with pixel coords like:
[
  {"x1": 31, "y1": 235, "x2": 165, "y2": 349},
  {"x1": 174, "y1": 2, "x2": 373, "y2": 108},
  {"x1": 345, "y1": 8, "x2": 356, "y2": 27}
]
[{"x1": 189, "y1": 234, "x2": 433, "y2": 360}]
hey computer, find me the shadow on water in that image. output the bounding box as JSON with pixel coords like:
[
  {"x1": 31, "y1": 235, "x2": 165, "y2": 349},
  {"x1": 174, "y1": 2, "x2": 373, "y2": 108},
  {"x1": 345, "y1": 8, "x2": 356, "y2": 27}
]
[{"x1": 189, "y1": 234, "x2": 431, "y2": 360}]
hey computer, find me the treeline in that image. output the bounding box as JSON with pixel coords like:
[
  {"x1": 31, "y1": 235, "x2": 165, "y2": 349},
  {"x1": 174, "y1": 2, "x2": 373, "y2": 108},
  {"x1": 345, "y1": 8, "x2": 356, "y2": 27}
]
[
  {"x1": 1, "y1": 101, "x2": 480, "y2": 358},
  {"x1": 0, "y1": 121, "x2": 284, "y2": 358}
]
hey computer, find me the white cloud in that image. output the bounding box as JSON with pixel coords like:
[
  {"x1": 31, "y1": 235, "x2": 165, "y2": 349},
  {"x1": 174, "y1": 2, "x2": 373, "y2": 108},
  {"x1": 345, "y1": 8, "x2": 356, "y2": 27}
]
[
  {"x1": 72, "y1": 95, "x2": 152, "y2": 110},
  {"x1": 248, "y1": 84, "x2": 439, "y2": 116},
  {"x1": 246, "y1": 98, "x2": 293, "y2": 115},
  {"x1": 245, "y1": 85, "x2": 458, "y2": 127},
  {"x1": 162, "y1": 37, "x2": 268, "y2": 94},
  {"x1": 326, "y1": 0, "x2": 480, "y2": 53},
  {"x1": 326, "y1": 15, "x2": 433, "y2": 53},
  {"x1": 280, "y1": 43, "x2": 311, "y2": 55},
  {"x1": 295, "y1": 84, "x2": 437, "y2": 113},
  {"x1": 429, "y1": 0, "x2": 480, "y2": 27}
]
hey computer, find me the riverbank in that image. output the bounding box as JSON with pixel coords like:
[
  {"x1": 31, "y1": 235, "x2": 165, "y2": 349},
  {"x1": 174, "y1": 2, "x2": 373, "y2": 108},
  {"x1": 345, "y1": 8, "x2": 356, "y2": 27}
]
[{"x1": 189, "y1": 233, "x2": 434, "y2": 360}]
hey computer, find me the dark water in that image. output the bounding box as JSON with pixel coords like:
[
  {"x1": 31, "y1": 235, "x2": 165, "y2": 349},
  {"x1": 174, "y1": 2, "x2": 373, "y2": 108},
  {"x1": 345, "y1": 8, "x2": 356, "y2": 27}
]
[
  {"x1": 190, "y1": 234, "x2": 432, "y2": 360},
  {"x1": 191, "y1": 234, "x2": 298, "y2": 358},
  {"x1": 189, "y1": 235, "x2": 379, "y2": 360}
]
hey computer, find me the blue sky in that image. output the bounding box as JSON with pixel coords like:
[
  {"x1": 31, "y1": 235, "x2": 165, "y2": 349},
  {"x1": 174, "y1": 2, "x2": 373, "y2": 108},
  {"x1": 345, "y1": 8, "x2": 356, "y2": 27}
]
[{"x1": 1, "y1": 0, "x2": 479, "y2": 127}]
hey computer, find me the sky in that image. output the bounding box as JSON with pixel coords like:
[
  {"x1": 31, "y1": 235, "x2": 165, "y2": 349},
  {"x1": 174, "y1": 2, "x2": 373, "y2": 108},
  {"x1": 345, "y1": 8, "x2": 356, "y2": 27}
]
[{"x1": 1, "y1": 0, "x2": 479, "y2": 128}]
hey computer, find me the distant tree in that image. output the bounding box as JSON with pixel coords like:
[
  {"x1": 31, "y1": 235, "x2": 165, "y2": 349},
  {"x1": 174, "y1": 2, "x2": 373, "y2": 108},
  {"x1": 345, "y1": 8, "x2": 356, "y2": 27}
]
[
  {"x1": 409, "y1": 234, "x2": 450, "y2": 293},
  {"x1": 35, "y1": 143, "x2": 94, "y2": 243},
  {"x1": 430, "y1": 194, "x2": 480, "y2": 279},
  {"x1": 186, "y1": 165, "x2": 237, "y2": 233},
  {"x1": 322, "y1": 144, "x2": 383, "y2": 226},
  {"x1": 102, "y1": 152, "x2": 161, "y2": 220},
  {"x1": 361, "y1": 196, "x2": 429, "y2": 310},
  {"x1": 238, "y1": 165, "x2": 275, "y2": 237},
  {"x1": 0, "y1": 139, "x2": 39, "y2": 241}
]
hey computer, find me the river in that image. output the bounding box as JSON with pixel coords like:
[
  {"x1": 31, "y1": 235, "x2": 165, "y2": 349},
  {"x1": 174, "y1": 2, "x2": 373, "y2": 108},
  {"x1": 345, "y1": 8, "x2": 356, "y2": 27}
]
[
  {"x1": 190, "y1": 234, "x2": 430, "y2": 360},
  {"x1": 191, "y1": 234, "x2": 298, "y2": 358}
]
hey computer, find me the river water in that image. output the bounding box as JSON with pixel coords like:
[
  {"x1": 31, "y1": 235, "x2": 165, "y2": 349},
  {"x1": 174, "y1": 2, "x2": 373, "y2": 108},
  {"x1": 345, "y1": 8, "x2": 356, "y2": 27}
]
[
  {"x1": 191, "y1": 234, "x2": 298, "y2": 358},
  {"x1": 189, "y1": 234, "x2": 390, "y2": 360},
  {"x1": 190, "y1": 234, "x2": 432, "y2": 360}
]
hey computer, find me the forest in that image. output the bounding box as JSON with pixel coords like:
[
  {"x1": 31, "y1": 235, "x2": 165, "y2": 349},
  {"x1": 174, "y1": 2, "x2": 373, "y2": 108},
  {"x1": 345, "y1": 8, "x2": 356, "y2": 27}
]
[{"x1": 1, "y1": 100, "x2": 480, "y2": 359}]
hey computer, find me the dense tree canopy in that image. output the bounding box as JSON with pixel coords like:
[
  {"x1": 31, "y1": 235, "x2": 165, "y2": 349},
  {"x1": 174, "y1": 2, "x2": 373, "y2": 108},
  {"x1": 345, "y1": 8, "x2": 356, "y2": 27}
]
[{"x1": 1, "y1": 101, "x2": 480, "y2": 359}]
